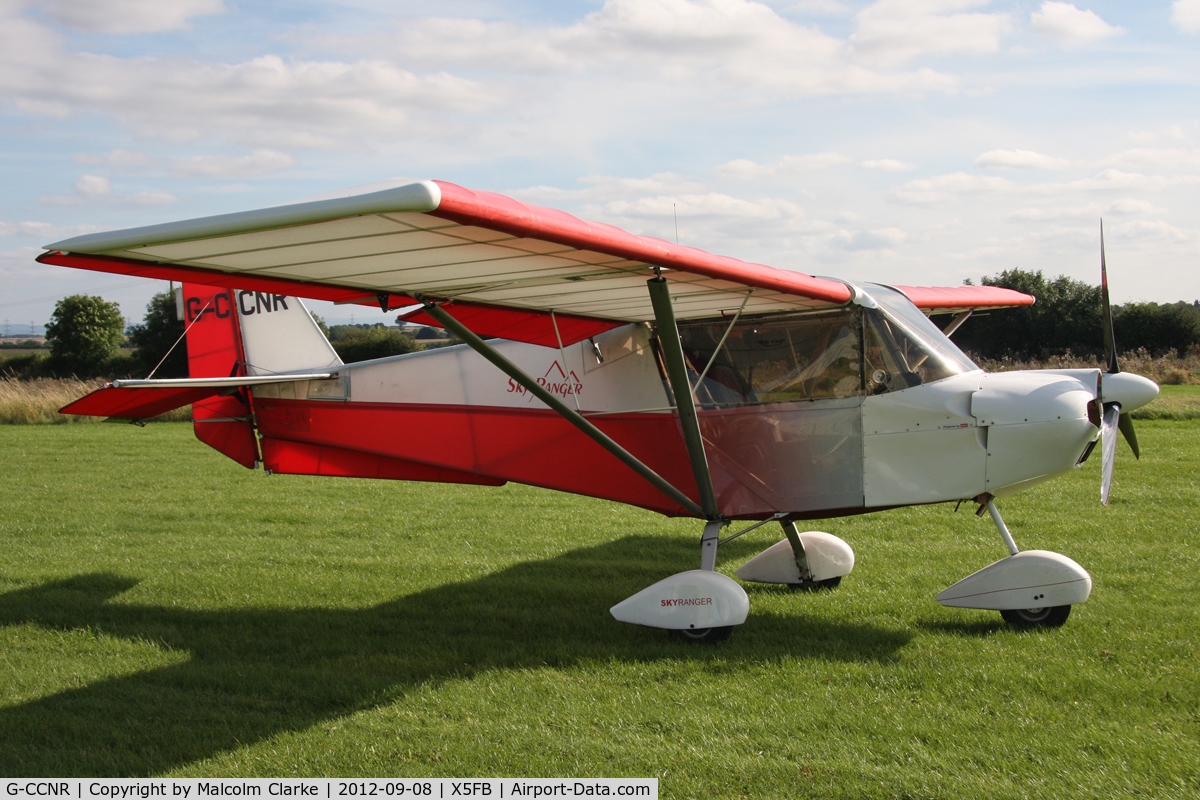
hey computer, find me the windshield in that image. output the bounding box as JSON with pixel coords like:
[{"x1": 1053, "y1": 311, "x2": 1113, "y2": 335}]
[{"x1": 861, "y1": 284, "x2": 978, "y2": 393}]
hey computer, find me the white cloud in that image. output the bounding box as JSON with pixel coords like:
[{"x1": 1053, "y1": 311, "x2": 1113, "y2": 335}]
[
  {"x1": 327, "y1": 0, "x2": 962, "y2": 97},
  {"x1": 0, "y1": 0, "x2": 1008, "y2": 163},
  {"x1": 127, "y1": 191, "x2": 178, "y2": 205},
  {"x1": 1107, "y1": 198, "x2": 1167, "y2": 215},
  {"x1": 599, "y1": 192, "x2": 806, "y2": 221},
  {"x1": 569, "y1": 188, "x2": 824, "y2": 247},
  {"x1": 39, "y1": 0, "x2": 225, "y2": 34},
  {"x1": 0, "y1": 221, "x2": 101, "y2": 238},
  {"x1": 73, "y1": 148, "x2": 296, "y2": 177},
  {"x1": 1029, "y1": 2, "x2": 1122, "y2": 44},
  {"x1": 1005, "y1": 203, "x2": 1104, "y2": 221},
  {"x1": 1100, "y1": 148, "x2": 1200, "y2": 172},
  {"x1": 1004, "y1": 198, "x2": 1165, "y2": 221},
  {"x1": 1008, "y1": 194, "x2": 1166, "y2": 219},
  {"x1": 861, "y1": 159, "x2": 917, "y2": 171},
  {"x1": 170, "y1": 149, "x2": 296, "y2": 177},
  {"x1": 893, "y1": 167, "x2": 1200, "y2": 207},
  {"x1": 1128, "y1": 125, "x2": 1188, "y2": 145},
  {"x1": 1113, "y1": 220, "x2": 1195, "y2": 242},
  {"x1": 849, "y1": 0, "x2": 1013, "y2": 66},
  {"x1": 890, "y1": 172, "x2": 1015, "y2": 205},
  {"x1": 832, "y1": 226, "x2": 908, "y2": 251},
  {"x1": 40, "y1": 175, "x2": 176, "y2": 206},
  {"x1": 75, "y1": 149, "x2": 153, "y2": 167},
  {"x1": 1172, "y1": 0, "x2": 1200, "y2": 33},
  {"x1": 0, "y1": 0, "x2": 503, "y2": 151},
  {"x1": 788, "y1": 0, "x2": 853, "y2": 15},
  {"x1": 975, "y1": 149, "x2": 1073, "y2": 169},
  {"x1": 74, "y1": 175, "x2": 112, "y2": 197},
  {"x1": 512, "y1": 173, "x2": 707, "y2": 205},
  {"x1": 1055, "y1": 168, "x2": 1200, "y2": 193},
  {"x1": 718, "y1": 152, "x2": 852, "y2": 179}
]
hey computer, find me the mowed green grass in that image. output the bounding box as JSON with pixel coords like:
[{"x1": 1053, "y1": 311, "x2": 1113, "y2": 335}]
[{"x1": 0, "y1": 422, "x2": 1196, "y2": 796}]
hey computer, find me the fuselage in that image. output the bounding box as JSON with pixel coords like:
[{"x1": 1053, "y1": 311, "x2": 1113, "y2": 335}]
[{"x1": 246, "y1": 284, "x2": 1158, "y2": 520}]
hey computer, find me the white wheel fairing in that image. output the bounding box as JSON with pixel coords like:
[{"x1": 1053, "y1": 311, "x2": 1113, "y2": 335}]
[
  {"x1": 935, "y1": 550, "x2": 1092, "y2": 611},
  {"x1": 610, "y1": 570, "x2": 749, "y2": 631},
  {"x1": 735, "y1": 532, "x2": 855, "y2": 584}
]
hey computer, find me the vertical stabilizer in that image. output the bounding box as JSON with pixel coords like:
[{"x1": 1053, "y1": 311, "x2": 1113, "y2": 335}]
[{"x1": 233, "y1": 290, "x2": 341, "y2": 376}]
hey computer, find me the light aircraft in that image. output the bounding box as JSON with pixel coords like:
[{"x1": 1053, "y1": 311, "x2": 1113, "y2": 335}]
[{"x1": 40, "y1": 180, "x2": 1159, "y2": 642}]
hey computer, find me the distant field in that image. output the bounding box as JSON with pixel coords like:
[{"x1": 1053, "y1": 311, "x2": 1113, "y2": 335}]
[
  {"x1": 1130, "y1": 383, "x2": 1200, "y2": 420},
  {"x1": 0, "y1": 422, "x2": 1196, "y2": 794}
]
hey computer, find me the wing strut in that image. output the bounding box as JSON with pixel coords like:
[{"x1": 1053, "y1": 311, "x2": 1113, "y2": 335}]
[
  {"x1": 647, "y1": 277, "x2": 720, "y2": 520},
  {"x1": 415, "y1": 295, "x2": 705, "y2": 519}
]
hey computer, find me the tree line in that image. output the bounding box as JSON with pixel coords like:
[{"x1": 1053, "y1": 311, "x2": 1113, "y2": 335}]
[
  {"x1": 6, "y1": 270, "x2": 1198, "y2": 381},
  {"x1": 943, "y1": 269, "x2": 1200, "y2": 361}
]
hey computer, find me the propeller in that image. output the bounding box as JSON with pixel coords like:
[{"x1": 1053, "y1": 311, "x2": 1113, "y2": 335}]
[{"x1": 1097, "y1": 220, "x2": 1149, "y2": 505}]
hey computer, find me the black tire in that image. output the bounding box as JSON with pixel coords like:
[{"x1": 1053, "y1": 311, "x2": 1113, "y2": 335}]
[
  {"x1": 671, "y1": 626, "x2": 732, "y2": 643},
  {"x1": 787, "y1": 575, "x2": 843, "y2": 591},
  {"x1": 1000, "y1": 605, "x2": 1071, "y2": 628}
]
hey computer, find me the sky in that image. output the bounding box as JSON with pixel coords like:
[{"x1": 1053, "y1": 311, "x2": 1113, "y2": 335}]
[{"x1": 1, "y1": 0, "x2": 1198, "y2": 333}]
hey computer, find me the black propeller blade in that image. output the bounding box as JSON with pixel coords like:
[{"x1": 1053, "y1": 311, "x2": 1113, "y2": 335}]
[
  {"x1": 1117, "y1": 412, "x2": 1140, "y2": 460},
  {"x1": 1100, "y1": 220, "x2": 1120, "y2": 375}
]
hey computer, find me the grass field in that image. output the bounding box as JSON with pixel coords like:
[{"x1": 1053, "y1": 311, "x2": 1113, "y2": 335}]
[{"x1": 0, "y1": 422, "x2": 1196, "y2": 795}]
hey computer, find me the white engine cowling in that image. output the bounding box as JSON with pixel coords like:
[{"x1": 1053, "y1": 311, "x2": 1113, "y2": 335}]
[
  {"x1": 610, "y1": 570, "x2": 749, "y2": 631},
  {"x1": 935, "y1": 550, "x2": 1092, "y2": 610},
  {"x1": 734, "y1": 531, "x2": 855, "y2": 584}
]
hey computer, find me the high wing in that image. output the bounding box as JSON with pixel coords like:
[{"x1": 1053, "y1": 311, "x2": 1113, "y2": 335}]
[{"x1": 40, "y1": 179, "x2": 1031, "y2": 346}]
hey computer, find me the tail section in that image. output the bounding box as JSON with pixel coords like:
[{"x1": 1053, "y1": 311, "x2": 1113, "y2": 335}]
[{"x1": 181, "y1": 285, "x2": 345, "y2": 469}]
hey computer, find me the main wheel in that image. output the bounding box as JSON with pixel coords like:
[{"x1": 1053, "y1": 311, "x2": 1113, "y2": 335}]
[
  {"x1": 788, "y1": 575, "x2": 842, "y2": 591},
  {"x1": 1000, "y1": 605, "x2": 1071, "y2": 628},
  {"x1": 671, "y1": 626, "x2": 732, "y2": 643}
]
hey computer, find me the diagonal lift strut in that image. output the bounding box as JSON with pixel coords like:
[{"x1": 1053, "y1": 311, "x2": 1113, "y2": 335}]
[{"x1": 646, "y1": 277, "x2": 720, "y2": 520}]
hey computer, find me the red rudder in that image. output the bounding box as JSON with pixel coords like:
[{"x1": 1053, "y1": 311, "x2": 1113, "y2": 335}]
[{"x1": 181, "y1": 283, "x2": 259, "y2": 468}]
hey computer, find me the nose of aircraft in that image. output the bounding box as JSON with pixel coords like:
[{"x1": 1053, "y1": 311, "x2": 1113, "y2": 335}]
[{"x1": 1100, "y1": 372, "x2": 1159, "y2": 412}]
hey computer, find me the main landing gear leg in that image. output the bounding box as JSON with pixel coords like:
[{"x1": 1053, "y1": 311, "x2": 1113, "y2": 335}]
[
  {"x1": 935, "y1": 495, "x2": 1091, "y2": 628},
  {"x1": 699, "y1": 519, "x2": 723, "y2": 572}
]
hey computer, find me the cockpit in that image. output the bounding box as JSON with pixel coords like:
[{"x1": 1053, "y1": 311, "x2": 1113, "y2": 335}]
[{"x1": 673, "y1": 283, "x2": 979, "y2": 407}]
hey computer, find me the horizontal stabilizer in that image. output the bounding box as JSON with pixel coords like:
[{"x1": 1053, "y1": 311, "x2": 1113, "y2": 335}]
[
  {"x1": 61, "y1": 373, "x2": 337, "y2": 419},
  {"x1": 60, "y1": 385, "x2": 219, "y2": 419},
  {"x1": 112, "y1": 373, "x2": 335, "y2": 389}
]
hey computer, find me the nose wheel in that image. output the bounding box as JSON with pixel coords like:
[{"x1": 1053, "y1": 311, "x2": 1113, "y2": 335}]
[
  {"x1": 671, "y1": 626, "x2": 733, "y2": 643},
  {"x1": 1000, "y1": 605, "x2": 1071, "y2": 627}
]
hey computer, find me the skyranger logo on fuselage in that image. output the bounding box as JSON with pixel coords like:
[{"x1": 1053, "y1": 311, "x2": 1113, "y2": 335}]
[{"x1": 506, "y1": 360, "x2": 584, "y2": 402}]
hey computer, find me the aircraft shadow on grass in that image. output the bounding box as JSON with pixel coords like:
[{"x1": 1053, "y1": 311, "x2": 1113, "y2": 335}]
[{"x1": 0, "y1": 535, "x2": 910, "y2": 777}]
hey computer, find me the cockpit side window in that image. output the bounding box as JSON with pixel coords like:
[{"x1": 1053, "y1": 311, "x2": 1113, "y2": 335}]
[{"x1": 676, "y1": 308, "x2": 863, "y2": 407}]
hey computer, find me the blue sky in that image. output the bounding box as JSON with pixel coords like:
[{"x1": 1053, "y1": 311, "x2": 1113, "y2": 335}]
[{"x1": 2, "y1": 0, "x2": 1198, "y2": 332}]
